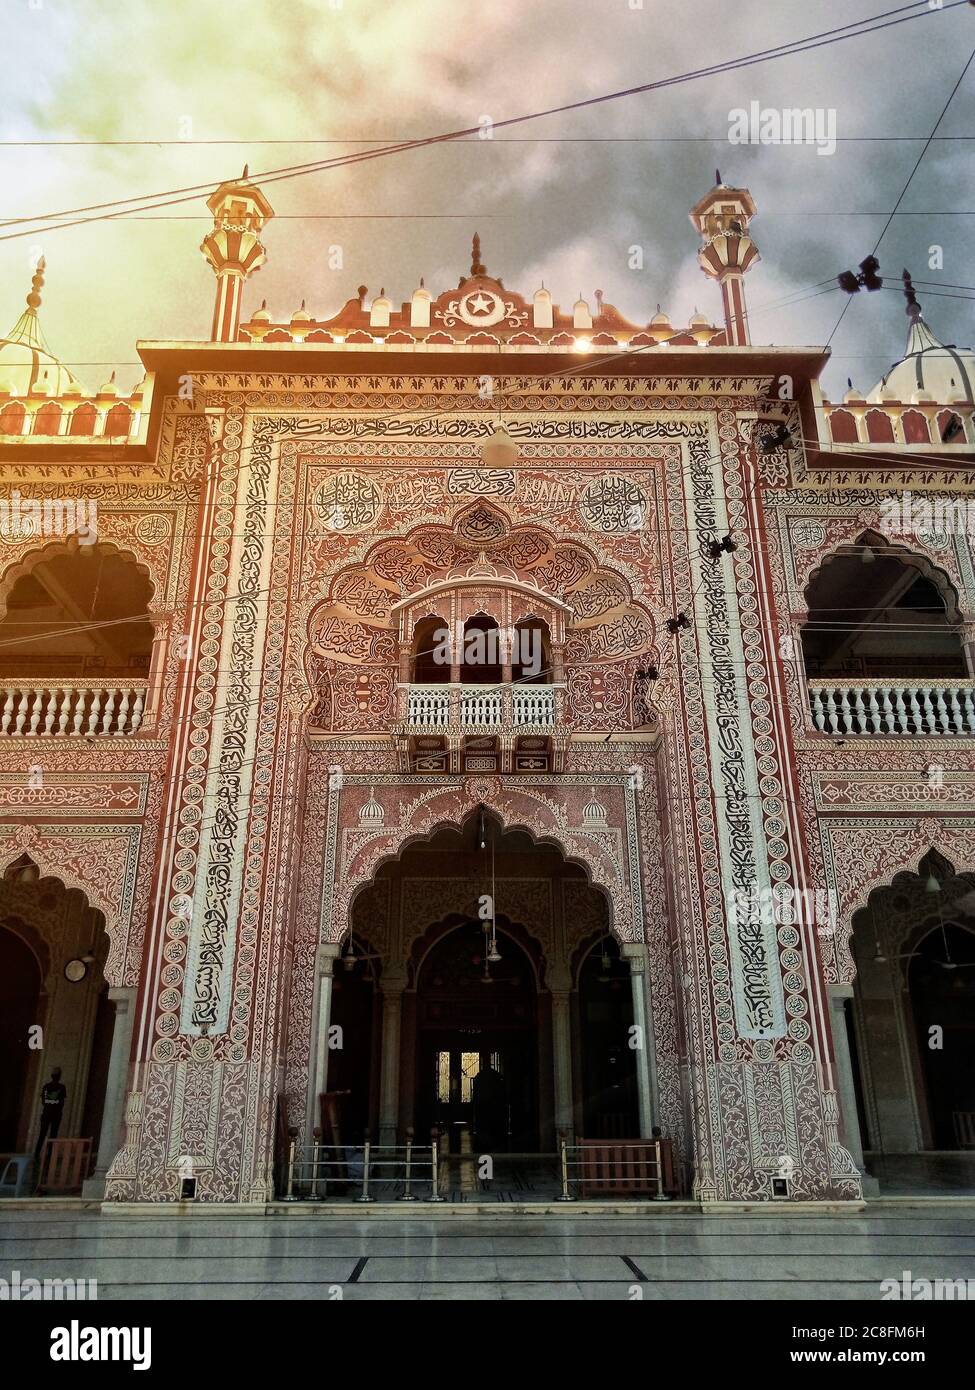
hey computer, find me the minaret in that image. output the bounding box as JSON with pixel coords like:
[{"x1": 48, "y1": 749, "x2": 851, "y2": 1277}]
[
  {"x1": 200, "y1": 167, "x2": 274, "y2": 342},
  {"x1": 689, "y1": 173, "x2": 759, "y2": 346}
]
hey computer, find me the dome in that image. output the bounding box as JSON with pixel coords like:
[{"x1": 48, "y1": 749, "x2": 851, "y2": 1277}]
[
  {"x1": 359, "y1": 788, "x2": 385, "y2": 825},
  {"x1": 650, "y1": 306, "x2": 671, "y2": 327},
  {"x1": 871, "y1": 302, "x2": 975, "y2": 404},
  {"x1": 251, "y1": 300, "x2": 271, "y2": 323},
  {"x1": 582, "y1": 788, "x2": 608, "y2": 825},
  {"x1": 0, "y1": 261, "x2": 82, "y2": 397},
  {"x1": 290, "y1": 300, "x2": 311, "y2": 323}
]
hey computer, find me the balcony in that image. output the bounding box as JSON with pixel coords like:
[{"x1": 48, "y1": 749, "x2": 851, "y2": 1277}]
[
  {"x1": 808, "y1": 680, "x2": 975, "y2": 736},
  {"x1": 0, "y1": 681, "x2": 149, "y2": 736},
  {"x1": 405, "y1": 683, "x2": 557, "y2": 734}
]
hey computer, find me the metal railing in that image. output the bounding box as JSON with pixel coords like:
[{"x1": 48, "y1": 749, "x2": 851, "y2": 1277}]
[
  {"x1": 404, "y1": 683, "x2": 557, "y2": 733},
  {"x1": 278, "y1": 1132, "x2": 444, "y2": 1203},
  {"x1": 275, "y1": 1132, "x2": 675, "y2": 1203},
  {"x1": 0, "y1": 681, "x2": 148, "y2": 735},
  {"x1": 808, "y1": 679, "x2": 975, "y2": 736}
]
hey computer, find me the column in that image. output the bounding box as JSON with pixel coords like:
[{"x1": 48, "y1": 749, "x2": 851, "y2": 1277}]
[
  {"x1": 378, "y1": 973, "x2": 407, "y2": 1146},
  {"x1": 307, "y1": 944, "x2": 342, "y2": 1142},
  {"x1": 143, "y1": 610, "x2": 173, "y2": 728},
  {"x1": 82, "y1": 986, "x2": 136, "y2": 1198},
  {"x1": 828, "y1": 984, "x2": 877, "y2": 1193},
  {"x1": 551, "y1": 988, "x2": 574, "y2": 1138},
  {"x1": 623, "y1": 944, "x2": 658, "y2": 1138}
]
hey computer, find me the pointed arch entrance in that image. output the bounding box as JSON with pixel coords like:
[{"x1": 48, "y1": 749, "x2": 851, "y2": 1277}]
[
  {"x1": 316, "y1": 805, "x2": 657, "y2": 1156},
  {"x1": 846, "y1": 850, "x2": 975, "y2": 1189},
  {"x1": 0, "y1": 855, "x2": 113, "y2": 1162}
]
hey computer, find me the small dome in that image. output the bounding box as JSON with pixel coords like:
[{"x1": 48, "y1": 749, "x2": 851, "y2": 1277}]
[
  {"x1": 689, "y1": 310, "x2": 710, "y2": 328},
  {"x1": 290, "y1": 299, "x2": 311, "y2": 323},
  {"x1": 251, "y1": 299, "x2": 271, "y2": 323},
  {"x1": 359, "y1": 788, "x2": 385, "y2": 824},
  {"x1": 650, "y1": 306, "x2": 671, "y2": 327},
  {"x1": 0, "y1": 261, "x2": 82, "y2": 397},
  {"x1": 582, "y1": 788, "x2": 608, "y2": 825},
  {"x1": 97, "y1": 370, "x2": 118, "y2": 396}
]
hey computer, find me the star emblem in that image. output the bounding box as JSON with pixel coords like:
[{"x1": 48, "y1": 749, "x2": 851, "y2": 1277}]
[{"x1": 467, "y1": 292, "x2": 493, "y2": 315}]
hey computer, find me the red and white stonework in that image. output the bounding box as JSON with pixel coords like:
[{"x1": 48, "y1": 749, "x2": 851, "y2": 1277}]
[{"x1": 1, "y1": 173, "x2": 973, "y2": 1204}]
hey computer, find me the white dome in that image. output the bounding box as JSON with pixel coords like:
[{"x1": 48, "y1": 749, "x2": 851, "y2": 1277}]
[
  {"x1": 0, "y1": 261, "x2": 82, "y2": 397},
  {"x1": 871, "y1": 307, "x2": 975, "y2": 404}
]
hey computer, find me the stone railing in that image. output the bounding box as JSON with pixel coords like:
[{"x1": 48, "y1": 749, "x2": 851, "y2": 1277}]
[
  {"x1": 405, "y1": 683, "x2": 557, "y2": 733},
  {"x1": 0, "y1": 681, "x2": 148, "y2": 735},
  {"x1": 808, "y1": 680, "x2": 975, "y2": 736}
]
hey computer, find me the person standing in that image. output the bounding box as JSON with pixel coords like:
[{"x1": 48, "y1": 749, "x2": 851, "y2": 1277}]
[{"x1": 35, "y1": 1067, "x2": 67, "y2": 1158}]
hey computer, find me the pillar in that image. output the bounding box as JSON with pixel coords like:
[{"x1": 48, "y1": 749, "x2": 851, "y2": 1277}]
[
  {"x1": 144, "y1": 609, "x2": 172, "y2": 728},
  {"x1": 378, "y1": 973, "x2": 407, "y2": 1145},
  {"x1": 551, "y1": 988, "x2": 574, "y2": 1137},
  {"x1": 828, "y1": 984, "x2": 878, "y2": 1194},
  {"x1": 622, "y1": 944, "x2": 657, "y2": 1138},
  {"x1": 307, "y1": 944, "x2": 342, "y2": 1142},
  {"x1": 82, "y1": 986, "x2": 136, "y2": 1198}
]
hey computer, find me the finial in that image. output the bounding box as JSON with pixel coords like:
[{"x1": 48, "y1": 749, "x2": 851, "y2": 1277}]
[
  {"x1": 26, "y1": 258, "x2": 45, "y2": 311},
  {"x1": 471, "y1": 233, "x2": 486, "y2": 277},
  {"x1": 241, "y1": 163, "x2": 249, "y2": 180},
  {"x1": 420, "y1": 276, "x2": 425, "y2": 288},
  {"x1": 715, "y1": 168, "x2": 722, "y2": 185},
  {"x1": 902, "y1": 268, "x2": 922, "y2": 320},
  {"x1": 380, "y1": 287, "x2": 385, "y2": 297}
]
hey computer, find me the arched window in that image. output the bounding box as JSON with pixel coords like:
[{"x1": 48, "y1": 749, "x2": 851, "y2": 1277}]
[
  {"x1": 938, "y1": 410, "x2": 966, "y2": 445},
  {"x1": 31, "y1": 402, "x2": 62, "y2": 436},
  {"x1": 0, "y1": 545, "x2": 153, "y2": 679},
  {"x1": 865, "y1": 409, "x2": 895, "y2": 444},
  {"x1": 902, "y1": 410, "x2": 930, "y2": 445},
  {"x1": 802, "y1": 534, "x2": 966, "y2": 679},
  {"x1": 829, "y1": 409, "x2": 859, "y2": 444},
  {"x1": 511, "y1": 618, "x2": 551, "y2": 685},
  {"x1": 460, "y1": 614, "x2": 501, "y2": 685},
  {"x1": 103, "y1": 402, "x2": 131, "y2": 437},
  {"x1": 68, "y1": 402, "x2": 96, "y2": 436},
  {"x1": 0, "y1": 401, "x2": 26, "y2": 435},
  {"x1": 412, "y1": 614, "x2": 449, "y2": 684}
]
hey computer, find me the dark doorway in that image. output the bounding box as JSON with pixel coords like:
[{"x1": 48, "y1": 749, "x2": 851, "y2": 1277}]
[
  {"x1": 328, "y1": 957, "x2": 378, "y2": 1144},
  {"x1": 909, "y1": 923, "x2": 975, "y2": 1148},
  {"x1": 0, "y1": 927, "x2": 41, "y2": 1150},
  {"x1": 415, "y1": 921, "x2": 538, "y2": 1150},
  {"x1": 578, "y1": 937, "x2": 638, "y2": 1137}
]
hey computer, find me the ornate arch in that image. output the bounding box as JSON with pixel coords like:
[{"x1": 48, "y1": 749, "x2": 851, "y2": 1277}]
[
  {"x1": 801, "y1": 529, "x2": 965, "y2": 623},
  {"x1": 329, "y1": 779, "x2": 634, "y2": 947},
  {"x1": 825, "y1": 822, "x2": 975, "y2": 984},
  {"x1": 0, "y1": 825, "x2": 140, "y2": 987},
  {"x1": 0, "y1": 536, "x2": 157, "y2": 614}
]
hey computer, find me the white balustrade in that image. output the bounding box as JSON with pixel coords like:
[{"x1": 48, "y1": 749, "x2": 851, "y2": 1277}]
[
  {"x1": 0, "y1": 682, "x2": 148, "y2": 736},
  {"x1": 405, "y1": 683, "x2": 556, "y2": 732},
  {"x1": 808, "y1": 680, "x2": 975, "y2": 736}
]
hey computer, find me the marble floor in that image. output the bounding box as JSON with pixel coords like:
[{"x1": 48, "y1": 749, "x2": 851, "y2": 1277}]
[{"x1": 2, "y1": 1203, "x2": 975, "y2": 1300}]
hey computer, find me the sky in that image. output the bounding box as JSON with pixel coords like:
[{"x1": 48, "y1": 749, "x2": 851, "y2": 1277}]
[{"x1": 0, "y1": 0, "x2": 972, "y2": 399}]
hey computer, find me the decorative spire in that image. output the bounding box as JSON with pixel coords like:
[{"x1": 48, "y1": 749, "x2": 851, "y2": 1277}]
[
  {"x1": 5, "y1": 257, "x2": 50, "y2": 350},
  {"x1": 902, "y1": 268, "x2": 922, "y2": 322},
  {"x1": 471, "y1": 232, "x2": 486, "y2": 277}
]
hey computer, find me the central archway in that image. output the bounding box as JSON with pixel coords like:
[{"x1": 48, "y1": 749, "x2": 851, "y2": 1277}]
[{"x1": 324, "y1": 804, "x2": 655, "y2": 1160}]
